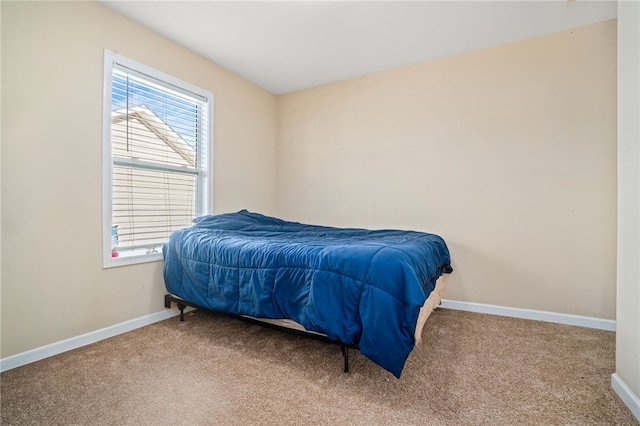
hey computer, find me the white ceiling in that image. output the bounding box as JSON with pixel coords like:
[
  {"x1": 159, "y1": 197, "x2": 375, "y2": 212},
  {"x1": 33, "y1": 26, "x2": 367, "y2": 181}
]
[{"x1": 99, "y1": 1, "x2": 617, "y2": 95}]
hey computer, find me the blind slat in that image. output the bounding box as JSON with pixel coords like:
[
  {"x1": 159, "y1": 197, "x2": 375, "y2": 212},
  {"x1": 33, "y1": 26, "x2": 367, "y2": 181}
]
[{"x1": 113, "y1": 64, "x2": 208, "y2": 103}]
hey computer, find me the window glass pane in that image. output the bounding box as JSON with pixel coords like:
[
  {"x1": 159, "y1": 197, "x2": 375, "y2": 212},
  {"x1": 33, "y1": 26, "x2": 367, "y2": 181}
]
[
  {"x1": 111, "y1": 72, "x2": 200, "y2": 170},
  {"x1": 112, "y1": 167, "x2": 197, "y2": 253}
]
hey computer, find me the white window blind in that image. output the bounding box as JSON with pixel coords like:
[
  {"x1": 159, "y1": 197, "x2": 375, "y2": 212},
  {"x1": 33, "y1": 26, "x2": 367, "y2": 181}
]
[{"x1": 103, "y1": 50, "x2": 212, "y2": 267}]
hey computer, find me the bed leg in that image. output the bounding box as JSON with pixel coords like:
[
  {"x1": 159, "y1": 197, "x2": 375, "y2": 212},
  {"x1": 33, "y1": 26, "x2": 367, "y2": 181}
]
[
  {"x1": 341, "y1": 345, "x2": 350, "y2": 373},
  {"x1": 177, "y1": 302, "x2": 186, "y2": 321}
]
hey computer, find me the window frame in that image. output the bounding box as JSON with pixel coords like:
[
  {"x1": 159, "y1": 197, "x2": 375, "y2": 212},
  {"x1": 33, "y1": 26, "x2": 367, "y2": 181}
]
[{"x1": 102, "y1": 49, "x2": 214, "y2": 268}]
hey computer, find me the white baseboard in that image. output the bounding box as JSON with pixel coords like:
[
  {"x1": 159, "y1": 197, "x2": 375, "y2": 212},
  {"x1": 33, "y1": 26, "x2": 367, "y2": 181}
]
[
  {"x1": 0, "y1": 300, "x2": 616, "y2": 373},
  {"x1": 612, "y1": 373, "x2": 640, "y2": 422},
  {"x1": 0, "y1": 307, "x2": 192, "y2": 373},
  {"x1": 440, "y1": 299, "x2": 616, "y2": 331}
]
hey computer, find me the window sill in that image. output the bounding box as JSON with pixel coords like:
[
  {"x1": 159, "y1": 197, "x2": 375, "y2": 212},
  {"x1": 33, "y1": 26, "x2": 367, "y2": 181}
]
[{"x1": 103, "y1": 251, "x2": 163, "y2": 268}]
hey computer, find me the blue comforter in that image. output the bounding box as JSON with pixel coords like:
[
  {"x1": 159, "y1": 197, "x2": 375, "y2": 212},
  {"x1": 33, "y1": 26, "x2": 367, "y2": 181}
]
[{"x1": 163, "y1": 210, "x2": 452, "y2": 377}]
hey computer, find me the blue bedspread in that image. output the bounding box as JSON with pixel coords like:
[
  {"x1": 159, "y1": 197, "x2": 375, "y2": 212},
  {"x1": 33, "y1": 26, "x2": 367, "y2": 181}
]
[{"x1": 163, "y1": 210, "x2": 452, "y2": 377}]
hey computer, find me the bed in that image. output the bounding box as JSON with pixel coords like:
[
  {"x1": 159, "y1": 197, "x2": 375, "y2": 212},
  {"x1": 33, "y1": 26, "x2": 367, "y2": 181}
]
[{"x1": 162, "y1": 210, "x2": 453, "y2": 378}]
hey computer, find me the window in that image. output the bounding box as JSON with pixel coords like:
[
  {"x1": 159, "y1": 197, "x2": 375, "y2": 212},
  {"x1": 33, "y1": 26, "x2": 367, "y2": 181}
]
[{"x1": 102, "y1": 50, "x2": 213, "y2": 267}]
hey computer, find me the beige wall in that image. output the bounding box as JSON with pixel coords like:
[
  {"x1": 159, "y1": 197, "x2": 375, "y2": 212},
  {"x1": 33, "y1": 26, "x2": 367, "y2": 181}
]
[
  {"x1": 0, "y1": 1, "x2": 277, "y2": 358},
  {"x1": 616, "y1": 0, "x2": 640, "y2": 404},
  {"x1": 277, "y1": 20, "x2": 617, "y2": 319}
]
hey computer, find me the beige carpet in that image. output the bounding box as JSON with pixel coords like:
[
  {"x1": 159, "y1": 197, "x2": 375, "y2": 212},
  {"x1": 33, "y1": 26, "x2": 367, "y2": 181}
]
[{"x1": 1, "y1": 308, "x2": 637, "y2": 425}]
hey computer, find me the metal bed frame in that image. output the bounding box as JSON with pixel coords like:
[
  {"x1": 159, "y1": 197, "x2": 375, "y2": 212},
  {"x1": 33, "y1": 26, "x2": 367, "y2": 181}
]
[{"x1": 164, "y1": 294, "x2": 358, "y2": 373}]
